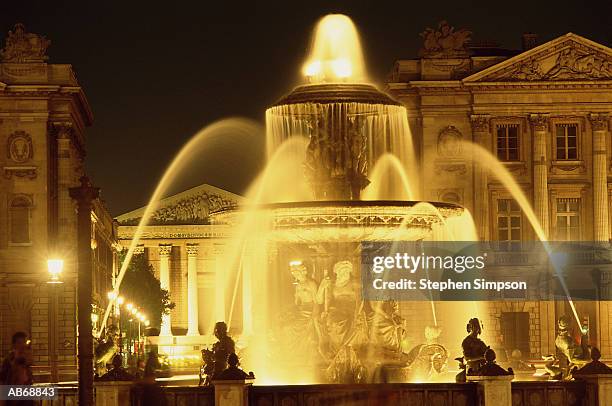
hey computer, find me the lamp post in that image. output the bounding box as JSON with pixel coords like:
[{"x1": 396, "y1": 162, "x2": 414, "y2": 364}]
[
  {"x1": 116, "y1": 296, "x2": 124, "y2": 356},
  {"x1": 47, "y1": 259, "x2": 64, "y2": 383},
  {"x1": 69, "y1": 176, "x2": 99, "y2": 406}
]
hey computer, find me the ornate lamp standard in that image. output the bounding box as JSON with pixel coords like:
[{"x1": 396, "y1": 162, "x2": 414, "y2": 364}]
[
  {"x1": 47, "y1": 259, "x2": 64, "y2": 383},
  {"x1": 69, "y1": 177, "x2": 99, "y2": 406}
]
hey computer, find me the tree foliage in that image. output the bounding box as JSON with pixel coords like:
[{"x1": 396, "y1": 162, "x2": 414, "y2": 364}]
[{"x1": 118, "y1": 251, "x2": 174, "y2": 328}]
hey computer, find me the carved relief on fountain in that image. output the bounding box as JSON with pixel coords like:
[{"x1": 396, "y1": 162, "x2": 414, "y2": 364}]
[{"x1": 304, "y1": 111, "x2": 369, "y2": 200}]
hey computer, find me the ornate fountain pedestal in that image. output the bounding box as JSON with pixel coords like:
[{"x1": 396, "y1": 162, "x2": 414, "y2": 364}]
[
  {"x1": 213, "y1": 379, "x2": 254, "y2": 406},
  {"x1": 94, "y1": 381, "x2": 133, "y2": 406},
  {"x1": 468, "y1": 375, "x2": 513, "y2": 406}
]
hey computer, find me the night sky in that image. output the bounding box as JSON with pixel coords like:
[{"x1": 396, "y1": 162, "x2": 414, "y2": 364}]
[{"x1": 2, "y1": 1, "x2": 611, "y2": 215}]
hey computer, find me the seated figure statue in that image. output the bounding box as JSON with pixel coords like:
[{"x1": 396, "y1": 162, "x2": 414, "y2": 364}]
[
  {"x1": 317, "y1": 260, "x2": 368, "y2": 383},
  {"x1": 200, "y1": 321, "x2": 236, "y2": 385},
  {"x1": 216, "y1": 353, "x2": 255, "y2": 380},
  {"x1": 279, "y1": 261, "x2": 320, "y2": 356},
  {"x1": 97, "y1": 354, "x2": 135, "y2": 381},
  {"x1": 461, "y1": 318, "x2": 489, "y2": 376},
  {"x1": 544, "y1": 316, "x2": 590, "y2": 380}
]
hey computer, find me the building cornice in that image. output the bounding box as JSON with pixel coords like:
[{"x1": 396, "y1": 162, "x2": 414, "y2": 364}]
[{"x1": 117, "y1": 224, "x2": 233, "y2": 240}]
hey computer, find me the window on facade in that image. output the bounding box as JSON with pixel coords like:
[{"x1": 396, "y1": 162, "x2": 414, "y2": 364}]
[
  {"x1": 500, "y1": 312, "x2": 530, "y2": 356},
  {"x1": 556, "y1": 198, "x2": 580, "y2": 241},
  {"x1": 497, "y1": 199, "x2": 521, "y2": 244},
  {"x1": 9, "y1": 196, "x2": 31, "y2": 244},
  {"x1": 555, "y1": 124, "x2": 578, "y2": 160},
  {"x1": 496, "y1": 124, "x2": 520, "y2": 161}
]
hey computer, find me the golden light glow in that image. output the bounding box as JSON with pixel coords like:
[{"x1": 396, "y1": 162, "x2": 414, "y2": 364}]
[
  {"x1": 117, "y1": 296, "x2": 125, "y2": 305},
  {"x1": 131, "y1": 308, "x2": 137, "y2": 315},
  {"x1": 91, "y1": 313, "x2": 99, "y2": 323},
  {"x1": 107, "y1": 291, "x2": 117, "y2": 300},
  {"x1": 47, "y1": 259, "x2": 64, "y2": 284},
  {"x1": 302, "y1": 14, "x2": 367, "y2": 83},
  {"x1": 126, "y1": 303, "x2": 133, "y2": 311}
]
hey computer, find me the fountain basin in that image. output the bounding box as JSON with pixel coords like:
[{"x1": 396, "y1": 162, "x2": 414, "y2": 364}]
[{"x1": 211, "y1": 200, "x2": 465, "y2": 243}]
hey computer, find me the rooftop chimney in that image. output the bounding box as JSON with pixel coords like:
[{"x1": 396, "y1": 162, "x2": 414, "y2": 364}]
[{"x1": 522, "y1": 33, "x2": 539, "y2": 51}]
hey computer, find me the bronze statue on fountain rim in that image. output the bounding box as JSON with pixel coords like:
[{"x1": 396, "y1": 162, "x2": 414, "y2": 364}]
[
  {"x1": 199, "y1": 321, "x2": 236, "y2": 386},
  {"x1": 543, "y1": 316, "x2": 591, "y2": 380}
]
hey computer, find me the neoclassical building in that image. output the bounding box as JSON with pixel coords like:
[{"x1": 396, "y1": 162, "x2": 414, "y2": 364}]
[
  {"x1": 0, "y1": 24, "x2": 117, "y2": 382},
  {"x1": 117, "y1": 25, "x2": 612, "y2": 362}
]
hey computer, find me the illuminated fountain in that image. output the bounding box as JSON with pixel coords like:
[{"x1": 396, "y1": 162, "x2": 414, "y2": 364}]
[
  {"x1": 105, "y1": 13, "x2": 588, "y2": 385},
  {"x1": 209, "y1": 14, "x2": 477, "y2": 384}
]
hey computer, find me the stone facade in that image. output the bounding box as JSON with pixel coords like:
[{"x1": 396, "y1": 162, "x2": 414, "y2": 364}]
[
  {"x1": 0, "y1": 24, "x2": 117, "y2": 382},
  {"x1": 387, "y1": 27, "x2": 612, "y2": 358}
]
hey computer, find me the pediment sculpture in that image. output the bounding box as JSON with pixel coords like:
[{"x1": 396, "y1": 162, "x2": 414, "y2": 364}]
[
  {"x1": 153, "y1": 192, "x2": 237, "y2": 224},
  {"x1": 1, "y1": 23, "x2": 50, "y2": 63},
  {"x1": 419, "y1": 21, "x2": 471, "y2": 58},
  {"x1": 488, "y1": 41, "x2": 612, "y2": 81}
]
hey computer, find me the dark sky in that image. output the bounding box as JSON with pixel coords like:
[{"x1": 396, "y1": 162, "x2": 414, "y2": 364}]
[{"x1": 2, "y1": 1, "x2": 611, "y2": 215}]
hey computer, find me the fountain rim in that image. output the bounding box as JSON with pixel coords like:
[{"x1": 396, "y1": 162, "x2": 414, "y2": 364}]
[
  {"x1": 211, "y1": 199, "x2": 464, "y2": 217},
  {"x1": 270, "y1": 83, "x2": 402, "y2": 107}
]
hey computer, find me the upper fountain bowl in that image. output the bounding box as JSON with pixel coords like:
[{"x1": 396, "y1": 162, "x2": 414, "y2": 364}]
[{"x1": 273, "y1": 83, "x2": 401, "y2": 107}]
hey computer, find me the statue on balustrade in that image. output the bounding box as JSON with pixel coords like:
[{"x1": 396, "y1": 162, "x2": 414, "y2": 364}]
[
  {"x1": 544, "y1": 316, "x2": 590, "y2": 380},
  {"x1": 199, "y1": 321, "x2": 236, "y2": 386},
  {"x1": 94, "y1": 325, "x2": 119, "y2": 376},
  {"x1": 461, "y1": 318, "x2": 489, "y2": 377},
  {"x1": 97, "y1": 354, "x2": 135, "y2": 381},
  {"x1": 216, "y1": 353, "x2": 255, "y2": 381}
]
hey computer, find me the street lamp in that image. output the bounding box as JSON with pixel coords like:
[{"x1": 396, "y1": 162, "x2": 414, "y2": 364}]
[
  {"x1": 47, "y1": 259, "x2": 64, "y2": 284},
  {"x1": 46, "y1": 258, "x2": 63, "y2": 383}
]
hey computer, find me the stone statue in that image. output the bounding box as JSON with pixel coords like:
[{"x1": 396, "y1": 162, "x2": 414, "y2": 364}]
[
  {"x1": 291, "y1": 261, "x2": 319, "y2": 308},
  {"x1": 278, "y1": 261, "x2": 321, "y2": 359},
  {"x1": 544, "y1": 316, "x2": 590, "y2": 380},
  {"x1": 461, "y1": 318, "x2": 489, "y2": 375},
  {"x1": 1, "y1": 23, "x2": 50, "y2": 63},
  {"x1": 304, "y1": 112, "x2": 369, "y2": 200},
  {"x1": 316, "y1": 260, "x2": 368, "y2": 383},
  {"x1": 478, "y1": 349, "x2": 513, "y2": 376},
  {"x1": 200, "y1": 321, "x2": 236, "y2": 385},
  {"x1": 97, "y1": 354, "x2": 135, "y2": 381},
  {"x1": 573, "y1": 347, "x2": 612, "y2": 376},
  {"x1": 199, "y1": 348, "x2": 215, "y2": 386},
  {"x1": 419, "y1": 21, "x2": 471, "y2": 58},
  {"x1": 216, "y1": 353, "x2": 255, "y2": 380},
  {"x1": 404, "y1": 326, "x2": 449, "y2": 379},
  {"x1": 94, "y1": 325, "x2": 119, "y2": 376}
]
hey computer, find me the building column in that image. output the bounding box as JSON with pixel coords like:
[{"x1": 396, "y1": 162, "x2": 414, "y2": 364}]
[
  {"x1": 590, "y1": 113, "x2": 610, "y2": 242},
  {"x1": 159, "y1": 244, "x2": 172, "y2": 336},
  {"x1": 471, "y1": 114, "x2": 491, "y2": 240},
  {"x1": 186, "y1": 243, "x2": 200, "y2": 336},
  {"x1": 214, "y1": 245, "x2": 226, "y2": 324},
  {"x1": 530, "y1": 114, "x2": 550, "y2": 238},
  {"x1": 69, "y1": 177, "x2": 99, "y2": 406}
]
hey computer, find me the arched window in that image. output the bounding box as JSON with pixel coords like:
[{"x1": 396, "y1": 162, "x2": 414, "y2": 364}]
[{"x1": 9, "y1": 195, "x2": 32, "y2": 244}]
